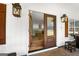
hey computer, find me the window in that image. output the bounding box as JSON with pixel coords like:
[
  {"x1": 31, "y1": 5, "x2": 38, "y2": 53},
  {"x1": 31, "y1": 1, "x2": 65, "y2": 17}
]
[
  {"x1": 74, "y1": 20, "x2": 79, "y2": 34},
  {"x1": 68, "y1": 18, "x2": 79, "y2": 35},
  {"x1": 68, "y1": 18, "x2": 74, "y2": 35}
]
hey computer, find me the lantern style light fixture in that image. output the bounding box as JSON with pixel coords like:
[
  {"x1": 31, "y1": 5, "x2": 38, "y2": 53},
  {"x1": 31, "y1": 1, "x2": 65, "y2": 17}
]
[
  {"x1": 12, "y1": 3, "x2": 22, "y2": 17},
  {"x1": 61, "y1": 14, "x2": 67, "y2": 22}
]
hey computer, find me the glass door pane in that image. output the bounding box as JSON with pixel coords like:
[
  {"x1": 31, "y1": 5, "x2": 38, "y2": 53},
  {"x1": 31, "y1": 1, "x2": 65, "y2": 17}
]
[
  {"x1": 47, "y1": 16, "x2": 54, "y2": 36},
  {"x1": 29, "y1": 10, "x2": 44, "y2": 52}
]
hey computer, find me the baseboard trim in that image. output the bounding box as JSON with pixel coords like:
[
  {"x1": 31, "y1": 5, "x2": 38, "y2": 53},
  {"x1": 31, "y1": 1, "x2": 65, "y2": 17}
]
[{"x1": 58, "y1": 45, "x2": 64, "y2": 48}]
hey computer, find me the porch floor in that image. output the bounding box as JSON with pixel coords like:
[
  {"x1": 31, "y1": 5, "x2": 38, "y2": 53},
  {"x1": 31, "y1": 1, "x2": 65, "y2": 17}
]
[{"x1": 30, "y1": 47, "x2": 79, "y2": 56}]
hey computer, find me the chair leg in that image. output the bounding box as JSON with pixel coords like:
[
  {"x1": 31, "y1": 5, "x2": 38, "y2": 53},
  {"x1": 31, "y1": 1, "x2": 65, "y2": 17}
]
[
  {"x1": 70, "y1": 49, "x2": 72, "y2": 52},
  {"x1": 64, "y1": 45, "x2": 66, "y2": 49},
  {"x1": 74, "y1": 48, "x2": 76, "y2": 51}
]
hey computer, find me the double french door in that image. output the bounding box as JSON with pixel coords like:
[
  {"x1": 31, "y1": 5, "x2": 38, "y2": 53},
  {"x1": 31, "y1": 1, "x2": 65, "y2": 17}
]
[{"x1": 29, "y1": 10, "x2": 56, "y2": 52}]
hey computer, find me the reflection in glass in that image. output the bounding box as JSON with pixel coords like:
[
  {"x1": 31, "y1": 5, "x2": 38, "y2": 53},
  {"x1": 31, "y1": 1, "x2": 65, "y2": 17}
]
[
  {"x1": 68, "y1": 19, "x2": 74, "y2": 35},
  {"x1": 29, "y1": 11, "x2": 44, "y2": 51},
  {"x1": 74, "y1": 20, "x2": 79, "y2": 34},
  {"x1": 47, "y1": 16, "x2": 54, "y2": 36},
  {"x1": 69, "y1": 19, "x2": 79, "y2": 35},
  {"x1": 32, "y1": 11, "x2": 44, "y2": 41}
]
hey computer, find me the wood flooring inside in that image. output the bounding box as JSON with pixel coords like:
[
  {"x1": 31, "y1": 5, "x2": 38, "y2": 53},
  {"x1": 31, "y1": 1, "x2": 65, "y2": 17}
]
[{"x1": 29, "y1": 36, "x2": 44, "y2": 51}]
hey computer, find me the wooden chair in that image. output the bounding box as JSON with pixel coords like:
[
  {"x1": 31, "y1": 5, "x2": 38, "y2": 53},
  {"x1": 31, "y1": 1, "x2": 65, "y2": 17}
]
[{"x1": 65, "y1": 40, "x2": 76, "y2": 52}]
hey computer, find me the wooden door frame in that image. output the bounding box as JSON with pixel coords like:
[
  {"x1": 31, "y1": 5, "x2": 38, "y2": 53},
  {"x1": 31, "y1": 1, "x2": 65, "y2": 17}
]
[
  {"x1": 29, "y1": 10, "x2": 32, "y2": 47},
  {"x1": 44, "y1": 13, "x2": 56, "y2": 48}
]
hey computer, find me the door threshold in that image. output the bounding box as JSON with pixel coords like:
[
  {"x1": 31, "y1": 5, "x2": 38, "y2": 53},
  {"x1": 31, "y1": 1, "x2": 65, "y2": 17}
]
[{"x1": 28, "y1": 47, "x2": 58, "y2": 56}]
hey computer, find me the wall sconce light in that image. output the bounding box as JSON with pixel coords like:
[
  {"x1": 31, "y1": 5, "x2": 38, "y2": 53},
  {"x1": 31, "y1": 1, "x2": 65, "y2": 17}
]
[
  {"x1": 12, "y1": 3, "x2": 22, "y2": 17},
  {"x1": 61, "y1": 14, "x2": 67, "y2": 23}
]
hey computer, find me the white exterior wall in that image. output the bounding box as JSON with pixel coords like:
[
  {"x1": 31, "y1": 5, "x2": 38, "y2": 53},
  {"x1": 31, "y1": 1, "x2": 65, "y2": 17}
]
[{"x1": 0, "y1": 3, "x2": 79, "y2": 55}]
